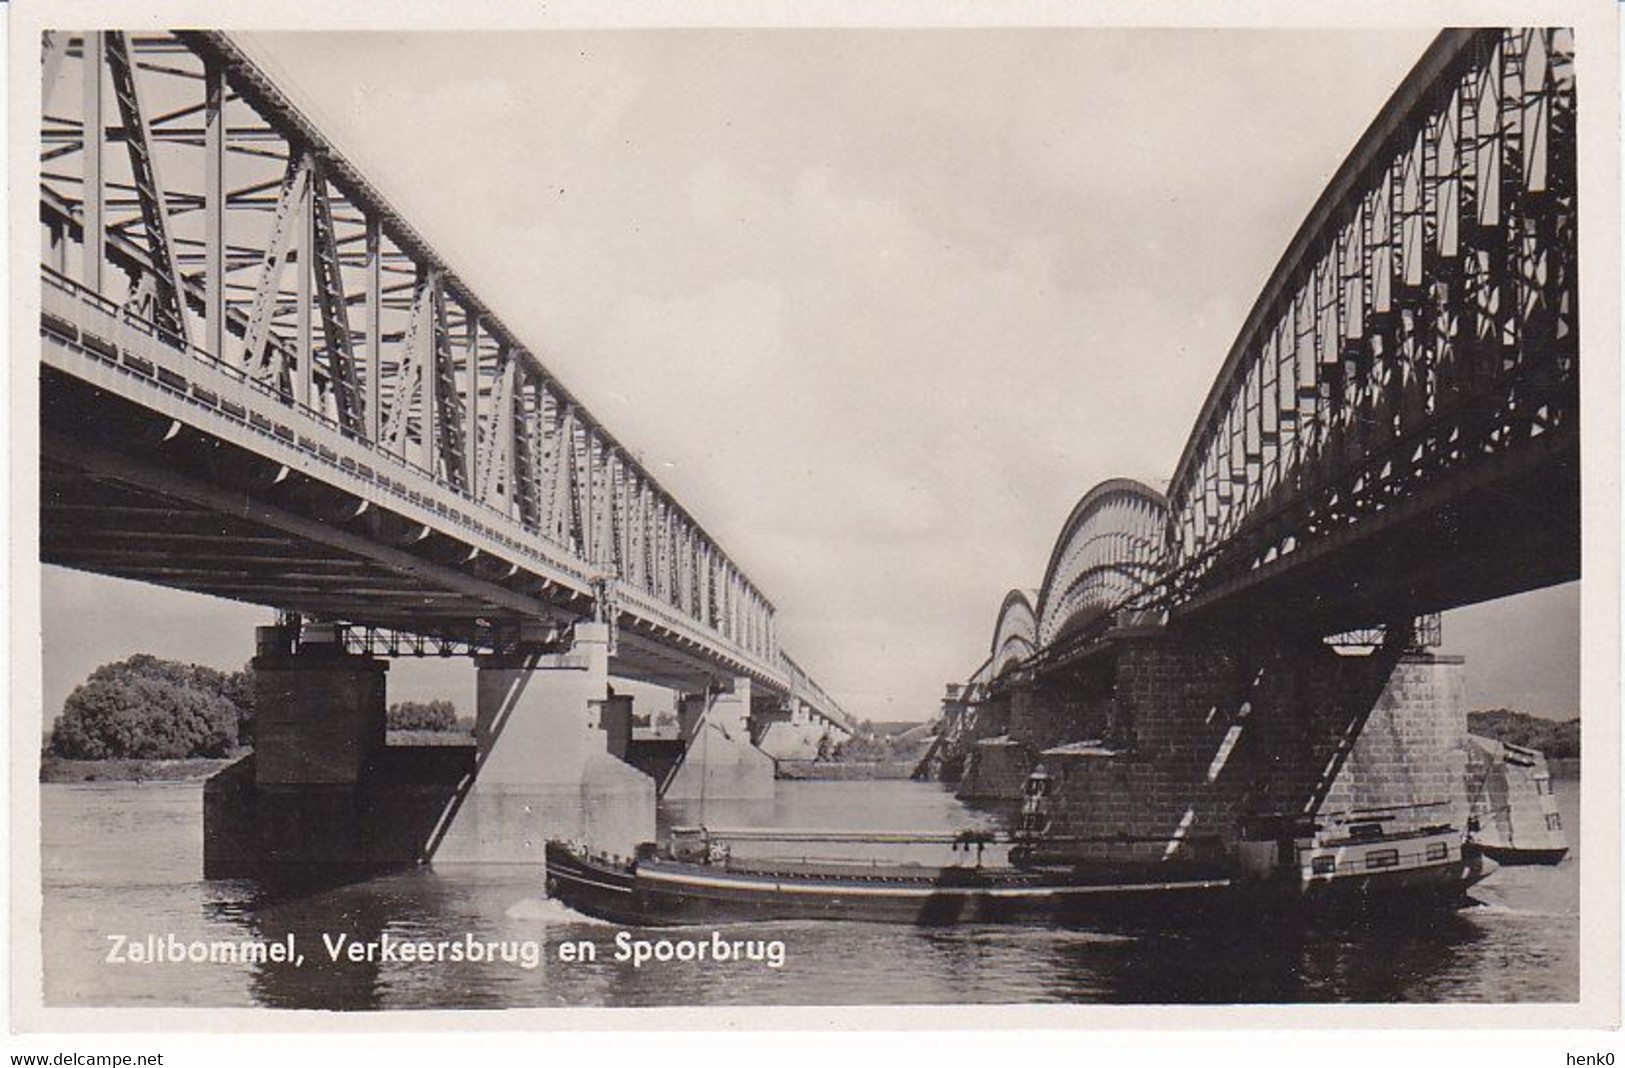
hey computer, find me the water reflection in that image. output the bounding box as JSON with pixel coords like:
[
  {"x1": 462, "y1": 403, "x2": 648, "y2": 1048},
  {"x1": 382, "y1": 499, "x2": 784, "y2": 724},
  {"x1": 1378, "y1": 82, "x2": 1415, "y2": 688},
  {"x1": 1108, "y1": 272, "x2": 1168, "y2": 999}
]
[
  {"x1": 1051, "y1": 911, "x2": 1490, "y2": 1004},
  {"x1": 41, "y1": 778, "x2": 1579, "y2": 1008}
]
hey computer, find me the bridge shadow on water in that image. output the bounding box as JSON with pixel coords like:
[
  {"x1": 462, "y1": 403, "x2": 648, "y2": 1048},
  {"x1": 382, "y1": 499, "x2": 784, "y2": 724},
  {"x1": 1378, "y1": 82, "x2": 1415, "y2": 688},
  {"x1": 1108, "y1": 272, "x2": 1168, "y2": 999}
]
[
  {"x1": 175, "y1": 773, "x2": 1576, "y2": 1009},
  {"x1": 203, "y1": 867, "x2": 525, "y2": 1011},
  {"x1": 193, "y1": 862, "x2": 1505, "y2": 1009},
  {"x1": 1040, "y1": 909, "x2": 1491, "y2": 1005}
]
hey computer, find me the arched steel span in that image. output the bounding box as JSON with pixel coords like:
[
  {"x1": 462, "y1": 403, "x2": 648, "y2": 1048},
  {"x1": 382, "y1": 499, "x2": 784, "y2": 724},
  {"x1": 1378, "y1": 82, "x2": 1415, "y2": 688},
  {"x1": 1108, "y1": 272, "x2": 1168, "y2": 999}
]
[
  {"x1": 1035, "y1": 479, "x2": 1168, "y2": 648},
  {"x1": 1164, "y1": 29, "x2": 1578, "y2": 626},
  {"x1": 988, "y1": 589, "x2": 1039, "y2": 679}
]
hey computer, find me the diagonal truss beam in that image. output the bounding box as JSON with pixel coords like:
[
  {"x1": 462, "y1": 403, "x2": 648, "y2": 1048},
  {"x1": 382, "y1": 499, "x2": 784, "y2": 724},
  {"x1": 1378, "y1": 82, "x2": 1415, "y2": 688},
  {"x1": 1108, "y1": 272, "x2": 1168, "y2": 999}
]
[
  {"x1": 308, "y1": 159, "x2": 365, "y2": 434},
  {"x1": 240, "y1": 152, "x2": 310, "y2": 389},
  {"x1": 381, "y1": 270, "x2": 431, "y2": 455},
  {"x1": 105, "y1": 32, "x2": 190, "y2": 345}
]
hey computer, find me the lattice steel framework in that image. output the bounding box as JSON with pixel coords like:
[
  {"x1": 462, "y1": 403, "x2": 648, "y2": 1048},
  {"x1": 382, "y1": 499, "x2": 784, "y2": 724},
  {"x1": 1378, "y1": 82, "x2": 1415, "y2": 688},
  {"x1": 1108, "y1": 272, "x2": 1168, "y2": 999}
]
[
  {"x1": 38, "y1": 31, "x2": 790, "y2": 681},
  {"x1": 1324, "y1": 613, "x2": 1443, "y2": 652},
  {"x1": 1164, "y1": 29, "x2": 1578, "y2": 606},
  {"x1": 1035, "y1": 480, "x2": 1169, "y2": 648},
  {"x1": 988, "y1": 589, "x2": 1039, "y2": 679}
]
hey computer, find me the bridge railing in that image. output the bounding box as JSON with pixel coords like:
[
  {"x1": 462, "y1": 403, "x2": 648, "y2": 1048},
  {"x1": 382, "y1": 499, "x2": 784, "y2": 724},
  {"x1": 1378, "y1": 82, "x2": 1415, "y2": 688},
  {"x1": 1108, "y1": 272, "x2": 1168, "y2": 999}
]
[
  {"x1": 44, "y1": 265, "x2": 598, "y2": 586},
  {"x1": 1163, "y1": 29, "x2": 1578, "y2": 601},
  {"x1": 781, "y1": 653, "x2": 852, "y2": 730},
  {"x1": 40, "y1": 30, "x2": 799, "y2": 683}
]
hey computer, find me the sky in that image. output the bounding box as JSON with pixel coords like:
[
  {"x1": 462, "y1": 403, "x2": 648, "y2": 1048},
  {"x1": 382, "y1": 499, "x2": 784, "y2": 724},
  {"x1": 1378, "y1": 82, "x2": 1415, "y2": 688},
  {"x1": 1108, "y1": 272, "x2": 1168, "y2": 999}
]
[{"x1": 38, "y1": 26, "x2": 1582, "y2": 725}]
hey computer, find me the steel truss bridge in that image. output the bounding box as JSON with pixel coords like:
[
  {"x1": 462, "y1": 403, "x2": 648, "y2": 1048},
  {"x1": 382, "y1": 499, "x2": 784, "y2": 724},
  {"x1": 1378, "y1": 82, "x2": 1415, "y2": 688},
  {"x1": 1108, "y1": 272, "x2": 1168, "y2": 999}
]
[
  {"x1": 970, "y1": 28, "x2": 1578, "y2": 687},
  {"x1": 36, "y1": 30, "x2": 848, "y2": 726}
]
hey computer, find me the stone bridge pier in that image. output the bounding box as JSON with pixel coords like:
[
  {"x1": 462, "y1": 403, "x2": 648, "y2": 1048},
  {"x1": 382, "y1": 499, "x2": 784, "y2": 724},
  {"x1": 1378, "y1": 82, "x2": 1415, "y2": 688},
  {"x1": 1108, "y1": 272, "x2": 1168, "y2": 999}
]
[
  {"x1": 751, "y1": 698, "x2": 848, "y2": 762},
  {"x1": 203, "y1": 622, "x2": 656, "y2": 877},
  {"x1": 955, "y1": 679, "x2": 1040, "y2": 802},
  {"x1": 1021, "y1": 626, "x2": 1471, "y2": 865}
]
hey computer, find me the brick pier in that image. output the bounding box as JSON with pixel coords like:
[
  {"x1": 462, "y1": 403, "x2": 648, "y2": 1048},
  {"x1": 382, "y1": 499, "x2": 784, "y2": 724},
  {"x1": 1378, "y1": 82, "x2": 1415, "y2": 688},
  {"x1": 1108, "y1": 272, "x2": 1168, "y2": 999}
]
[{"x1": 933, "y1": 625, "x2": 1470, "y2": 862}]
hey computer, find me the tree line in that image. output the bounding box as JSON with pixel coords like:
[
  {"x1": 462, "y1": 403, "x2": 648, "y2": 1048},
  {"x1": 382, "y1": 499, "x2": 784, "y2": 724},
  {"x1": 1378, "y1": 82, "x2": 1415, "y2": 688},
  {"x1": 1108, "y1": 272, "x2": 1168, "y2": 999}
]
[
  {"x1": 49, "y1": 654, "x2": 462, "y2": 761},
  {"x1": 1468, "y1": 709, "x2": 1580, "y2": 759},
  {"x1": 51, "y1": 655, "x2": 1576, "y2": 764}
]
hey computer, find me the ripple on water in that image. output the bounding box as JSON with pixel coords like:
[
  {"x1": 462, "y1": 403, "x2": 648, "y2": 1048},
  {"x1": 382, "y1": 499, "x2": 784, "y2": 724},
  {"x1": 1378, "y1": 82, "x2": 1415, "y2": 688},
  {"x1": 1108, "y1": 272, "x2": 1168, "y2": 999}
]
[
  {"x1": 39, "y1": 778, "x2": 1582, "y2": 1008},
  {"x1": 505, "y1": 896, "x2": 616, "y2": 926}
]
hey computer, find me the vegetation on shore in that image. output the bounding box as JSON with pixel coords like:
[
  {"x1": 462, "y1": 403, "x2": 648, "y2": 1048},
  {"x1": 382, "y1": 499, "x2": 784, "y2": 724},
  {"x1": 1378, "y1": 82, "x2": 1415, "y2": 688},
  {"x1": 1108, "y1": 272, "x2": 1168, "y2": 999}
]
[
  {"x1": 1468, "y1": 709, "x2": 1580, "y2": 759},
  {"x1": 49, "y1": 655, "x2": 254, "y2": 761},
  {"x1": 385, "y1": 699, "x2": 470, "y2": 734},
  {"x1": 43, "y1": 656, "x2": 469, "y2": 780}
]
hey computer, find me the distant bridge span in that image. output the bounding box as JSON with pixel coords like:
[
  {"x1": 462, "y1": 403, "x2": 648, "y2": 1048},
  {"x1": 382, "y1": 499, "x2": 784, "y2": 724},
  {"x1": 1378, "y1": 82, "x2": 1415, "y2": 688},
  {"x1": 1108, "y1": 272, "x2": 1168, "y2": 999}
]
[{"x1": 37, "y1": 31, "x2": 848, "y2": 728}]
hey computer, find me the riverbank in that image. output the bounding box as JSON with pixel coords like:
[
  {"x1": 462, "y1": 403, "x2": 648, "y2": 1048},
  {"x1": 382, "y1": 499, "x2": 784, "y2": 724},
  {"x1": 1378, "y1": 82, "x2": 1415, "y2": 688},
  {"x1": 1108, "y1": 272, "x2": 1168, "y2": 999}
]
[
  {"x1": 44, "y1": 748, "x2": 1575, "y2": 784},
  {"x1": 38, "y1": 732, "x2": 475, "y2": 783},
  {"x1": 775, "y1": 759, "x2": 917, "y2": 781},
  {"x1": 39, "y1": 754, "x2": 242, "y2": 784}
]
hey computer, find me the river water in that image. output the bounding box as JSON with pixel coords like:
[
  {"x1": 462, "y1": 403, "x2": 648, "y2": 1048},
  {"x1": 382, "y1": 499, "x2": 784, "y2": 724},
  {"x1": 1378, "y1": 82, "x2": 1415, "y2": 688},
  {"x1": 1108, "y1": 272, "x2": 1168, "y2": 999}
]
[{"x1": 38, "y1": 777, "x2": 1579, "y2": 1009}]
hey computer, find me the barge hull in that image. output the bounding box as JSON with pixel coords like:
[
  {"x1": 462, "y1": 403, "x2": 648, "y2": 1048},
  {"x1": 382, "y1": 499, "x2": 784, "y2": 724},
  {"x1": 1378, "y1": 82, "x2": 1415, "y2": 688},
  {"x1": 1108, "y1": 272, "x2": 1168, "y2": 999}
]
[
  {"x1": 544, "y1": 843, "x2": 1485, "y2": 928},
  {"x1": 1476, "y1": 844, "x2": 1569, "y2": 866}
]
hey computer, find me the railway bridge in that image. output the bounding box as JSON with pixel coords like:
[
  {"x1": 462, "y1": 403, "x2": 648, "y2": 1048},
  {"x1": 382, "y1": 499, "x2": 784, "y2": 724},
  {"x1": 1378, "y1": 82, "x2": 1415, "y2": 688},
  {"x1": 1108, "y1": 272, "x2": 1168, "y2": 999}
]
[
  {"x1": 925, "y1": 29, "x2": 1578, "y2": 859},
  {"x1": 37, "y1": 31, "x2": 851, "y2": 872}
]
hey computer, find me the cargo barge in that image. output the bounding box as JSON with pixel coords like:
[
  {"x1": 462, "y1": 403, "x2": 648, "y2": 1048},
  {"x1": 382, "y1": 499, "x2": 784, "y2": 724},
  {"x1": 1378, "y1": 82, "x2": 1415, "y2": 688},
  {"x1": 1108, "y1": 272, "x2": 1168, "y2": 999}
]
[{"x1": 545, "y1": 814, "x2": 1487, "y2": 927}]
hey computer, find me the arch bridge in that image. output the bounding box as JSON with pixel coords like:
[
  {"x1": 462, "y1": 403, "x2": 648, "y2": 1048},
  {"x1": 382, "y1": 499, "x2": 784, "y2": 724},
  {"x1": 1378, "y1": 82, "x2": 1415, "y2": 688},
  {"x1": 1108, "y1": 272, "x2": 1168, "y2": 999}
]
[
  {"x1": 964, "y1": 27, "x2": 1578, "y2": 689},
  {"x1": 1165, "y1": 28, "x2": 1578, "y2": 633}
]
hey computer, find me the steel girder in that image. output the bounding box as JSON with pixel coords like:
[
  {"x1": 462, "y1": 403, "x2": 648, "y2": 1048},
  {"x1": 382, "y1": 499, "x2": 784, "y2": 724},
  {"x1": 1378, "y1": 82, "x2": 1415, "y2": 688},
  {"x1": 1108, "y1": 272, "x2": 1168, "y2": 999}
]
[
  {"x1": 1163, "y1": 28, "x2": 1578, "y2": 620},
  {"x1": 1034, "y1": 480, "x2": 1169, "y2": 648},
  {"x1": 37, "y1": 30, "x2": 812, "y2": 704},
  {"x1": 988, "y1": 590, "x2": 1039, "y2": 680},
  {"x1": 101, "y1": 32, "x2": 191, "y2": 347},
  {"x1": 961, "y1": 29, "x2": 1579, "y2": 687}
]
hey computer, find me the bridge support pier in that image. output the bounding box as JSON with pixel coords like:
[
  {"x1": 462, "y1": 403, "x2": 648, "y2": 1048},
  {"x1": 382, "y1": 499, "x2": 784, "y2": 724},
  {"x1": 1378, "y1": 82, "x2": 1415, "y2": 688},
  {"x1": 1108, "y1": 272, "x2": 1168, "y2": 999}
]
[
  {"x1": 754, "y1": 699, "x2": 836, "y2": 761},
  {"x1": 949, "y1": 682, "x2": 1040, "y2": 799},
  {"x1": 204, "y1": 622, "x2": 656, "y2": 877},
  {"x1": 663, "y1": 677, "x2": 775, "y2": 802},
  {"x1": 957, "y1": 680, "x2": 1046, "y2": 802},
  {"x1": 1027, "y1": 629, "x2": 1471, "y2": 865},
  {"x1": 252, "y1": 641, "x2": 388, "y2": 787},
  {"x1": 204, "y1": 631, "x2": 409, "y2": 878},
  {"x1": 957, "y1": 737, "x2": 1036, "y2": 802},
  {"x1": 432, "y1": 623, "x2": 655, "y2": 863}
]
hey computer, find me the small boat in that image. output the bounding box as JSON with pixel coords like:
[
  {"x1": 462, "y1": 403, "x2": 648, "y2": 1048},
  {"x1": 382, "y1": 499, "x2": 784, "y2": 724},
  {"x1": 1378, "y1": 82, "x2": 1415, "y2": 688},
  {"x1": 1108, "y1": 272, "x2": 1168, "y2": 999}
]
[
  {"x1": 1474, "y1": 841, "x2": 1569, "y2": 866},
  {"x1": 1466, "y1": 736, "x2": 1570, "y2": 865},
  {"x1": 544, "y1": 811, "x2": 1487, "y2": 928}
]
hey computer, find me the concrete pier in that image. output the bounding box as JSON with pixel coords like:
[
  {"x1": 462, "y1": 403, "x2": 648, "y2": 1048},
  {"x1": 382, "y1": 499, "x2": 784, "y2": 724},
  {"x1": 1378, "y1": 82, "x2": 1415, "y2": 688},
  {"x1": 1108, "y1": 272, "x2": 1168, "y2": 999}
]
[
  {"x1": 663, "y1": 678, "x2": 775, "y2": 801},
  {"x1": 203, "y1": 622, "x2": 656, "y2": 877},
  {"x1": 753, "y1": 698, "x2": 853, "y2": 761},
  {"x1": 204, "y1": 637, "x2": 404, "y2": 877},
  {"x1": 432, "y1": 623, "x2": 655, "y2": 863},
  {"x1": 252, "y1": 642, "x2": 388, "y2": 786}
]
